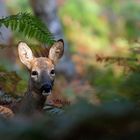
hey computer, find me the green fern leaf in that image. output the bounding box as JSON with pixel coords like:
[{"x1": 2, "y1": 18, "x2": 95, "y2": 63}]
[{"x1": 0, "y1": 13, "x2": 55, "y2": 46}]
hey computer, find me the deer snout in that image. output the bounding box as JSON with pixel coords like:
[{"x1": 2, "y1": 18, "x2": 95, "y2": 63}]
[{"x1": 41, "y1": 84, "x2": 52, "y2": 96}]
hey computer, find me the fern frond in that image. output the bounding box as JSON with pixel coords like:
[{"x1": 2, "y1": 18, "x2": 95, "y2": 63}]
[{"x1": 0, "y1": 13, "x2": 55, "y2": 46}]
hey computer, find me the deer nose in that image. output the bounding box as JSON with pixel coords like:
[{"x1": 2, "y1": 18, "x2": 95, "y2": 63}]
[{"x1": 41, "y1": 84, "x2": 52, "y2": 96}]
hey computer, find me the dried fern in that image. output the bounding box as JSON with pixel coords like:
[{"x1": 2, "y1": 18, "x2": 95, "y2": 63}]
[{"x1": 0, "y1": 13, "x2": 55, "y2": 46}]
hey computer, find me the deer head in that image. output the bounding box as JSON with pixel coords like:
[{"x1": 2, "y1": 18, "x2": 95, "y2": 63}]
[{"x1": 18, "y1": 39, "x2": 64, "y2": 96}]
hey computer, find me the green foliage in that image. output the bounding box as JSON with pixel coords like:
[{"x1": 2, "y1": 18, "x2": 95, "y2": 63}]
[
  {"x1": 0, "y1": 1, "x2": 140, "y2": 139},
  {"x1": 0, "y1": 65, "x2": 27, "y2": 95},
  {"x1": 120, "y1": 72, "x2": 140, "y2": 101},
  {"x1": 60, "y1": 0, "x2": 109, "y2": 37},
  {"x1": 0, "y1": 100, "x2": 139, "y2": 139},
  {"x1": 0, "y1": 71, "x2": 21, "y2": 95},
  {"x1": 120, "y1": 1, "x2": 140, "y2": 39},
  {"x1": 0, "y1": 13, "x2": 55, "y2": 46}
]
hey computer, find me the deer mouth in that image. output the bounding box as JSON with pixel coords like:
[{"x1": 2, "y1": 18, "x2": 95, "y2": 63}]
[
  {"x1": 42, "y1": 90, "x2": 51, "y2": 96},
  {"x1": 41, "y1": 84, "x2": 52, "y2": 96}
]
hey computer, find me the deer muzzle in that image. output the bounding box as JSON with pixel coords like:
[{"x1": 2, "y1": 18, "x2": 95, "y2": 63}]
[{"x1": 41, "y1": 84, "x2": 52, "y2": 96}]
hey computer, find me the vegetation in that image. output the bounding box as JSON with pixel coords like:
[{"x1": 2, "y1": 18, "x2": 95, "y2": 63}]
[
  {"x1": 0, "y1": 13, "x2": 55, "y2": 45},
  {"x1": 0, "y1": 0, "x2": 140, "y2": 139}
]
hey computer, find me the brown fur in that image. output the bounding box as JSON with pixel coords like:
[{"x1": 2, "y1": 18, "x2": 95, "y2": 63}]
[
  {"x1": 17, "y1": 40, "x2": 64, "y2": 114},
  {"x1": 30, "y1": 57, "x2": 54, "y2": 71},
  {"x1": 0, "y1": 40, "x2": 64, "y2": 117}
]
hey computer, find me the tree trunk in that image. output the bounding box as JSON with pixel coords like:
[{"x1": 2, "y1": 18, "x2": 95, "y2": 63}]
[
  {"x1": 0, "y1": 0, "x2": 11, "y2": 44},
  {"x1": 30, "y1": 0, "x2": 75, "y2": 79}
]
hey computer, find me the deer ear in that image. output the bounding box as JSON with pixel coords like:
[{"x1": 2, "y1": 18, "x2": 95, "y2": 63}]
[
  {"x1": 48, "y1": 39, "x2": 64, "y2": 64},
  {"x1": 18, "y1": 42, "x2": 34, "y2": 69}
]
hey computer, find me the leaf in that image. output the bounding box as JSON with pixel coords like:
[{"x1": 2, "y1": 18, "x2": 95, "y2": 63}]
[{"x1": 0, "y1": 13, "x2": 55, "y2": 46}]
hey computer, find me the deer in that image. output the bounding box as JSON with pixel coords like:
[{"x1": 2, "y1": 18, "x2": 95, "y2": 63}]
[{"x1": 0, "y1": 39, "x2": 64, "y2": 118}]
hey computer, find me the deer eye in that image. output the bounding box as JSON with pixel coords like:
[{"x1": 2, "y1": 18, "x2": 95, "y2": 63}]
[
  {"x1": 50, "y1": 69, "x2": 55, "y2": 75},
  {"x1": 31, "y1": 71, "x2": 38, "y2": 76}
]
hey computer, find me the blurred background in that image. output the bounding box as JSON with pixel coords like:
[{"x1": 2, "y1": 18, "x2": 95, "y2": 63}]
[
  {"x1": 1, "y1": 0, "x2": 140, "y2": 103},
  {"x1": 1, "y1": 0, "x2": 140, "y2": 139},
  {"x1": 0, "y1": 0, "x2": 140, "y2": 140}
]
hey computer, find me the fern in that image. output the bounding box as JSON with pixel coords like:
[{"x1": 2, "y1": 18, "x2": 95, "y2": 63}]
[{"x1": 0, "y1": 13, "x2": 55, "y2": 46}]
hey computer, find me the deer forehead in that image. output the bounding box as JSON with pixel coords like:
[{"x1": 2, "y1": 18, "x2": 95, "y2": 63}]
[{"x1": 30, "y1": 57, "x2": 54, "y2": 70}]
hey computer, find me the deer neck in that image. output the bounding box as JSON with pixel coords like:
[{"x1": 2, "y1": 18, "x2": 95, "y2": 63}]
[
  {"x1": 16, "y1": 79, "x2": 47, "y2": 114},
  {"x1": 27, "y1": 78, "x2": 47, "y2": 110}
]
